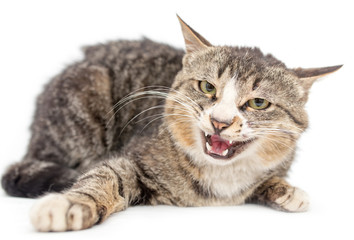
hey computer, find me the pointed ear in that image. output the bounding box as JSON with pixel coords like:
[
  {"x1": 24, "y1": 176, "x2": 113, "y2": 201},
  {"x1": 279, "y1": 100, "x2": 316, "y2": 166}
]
[
  {"x1": 292, "y1": 65, "x2": 343, "y2": 90},
  {"x1": 177, "y1": 15, "x2": 212, "y2": 53}
]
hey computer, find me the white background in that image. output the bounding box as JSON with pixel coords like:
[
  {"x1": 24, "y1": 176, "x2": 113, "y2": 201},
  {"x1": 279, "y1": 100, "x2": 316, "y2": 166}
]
[{"x1": 0, "y1": 0, "x2": 353, "y2": 239}]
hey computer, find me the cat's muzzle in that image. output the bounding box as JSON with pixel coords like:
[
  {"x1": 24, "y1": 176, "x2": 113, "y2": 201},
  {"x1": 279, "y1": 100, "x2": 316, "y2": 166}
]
[{"x1": 202, "y1": 132, "x2": 255, "y2": 160}]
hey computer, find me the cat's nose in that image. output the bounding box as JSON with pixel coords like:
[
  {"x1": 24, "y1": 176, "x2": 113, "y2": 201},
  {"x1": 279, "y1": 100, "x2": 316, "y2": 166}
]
[{"x1": 211, "y1": 118, "x2": 231, "y2": 134}]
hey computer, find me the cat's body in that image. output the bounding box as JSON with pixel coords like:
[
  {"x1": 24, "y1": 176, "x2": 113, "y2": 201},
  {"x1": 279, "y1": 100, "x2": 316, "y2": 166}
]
[
  {"x1": 2, "y1": 39, "x2": 184, "y2": 197},
  {"x1": 1, "y1": 17, "x2": 341, "y2": 231}
]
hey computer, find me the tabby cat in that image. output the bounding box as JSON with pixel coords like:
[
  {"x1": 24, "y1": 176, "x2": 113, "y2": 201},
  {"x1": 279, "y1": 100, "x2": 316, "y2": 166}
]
[{"x1": 1, "y1": 16, "x2": 341, "y2": 232}]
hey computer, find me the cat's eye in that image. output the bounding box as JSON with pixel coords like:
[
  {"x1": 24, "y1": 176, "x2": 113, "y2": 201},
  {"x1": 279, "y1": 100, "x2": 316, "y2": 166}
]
[
  {"x1": 199, "y1": 81, "x2": 216, "y2": 96},
  {"x1": 247, "y1": 98, "x2": 270, "y2": 110}
]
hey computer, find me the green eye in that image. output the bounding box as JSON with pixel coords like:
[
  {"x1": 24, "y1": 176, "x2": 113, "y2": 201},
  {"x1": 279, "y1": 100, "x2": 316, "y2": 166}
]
[
  {"x1": 199, "y1": 81, "x2": 216, "y2": 96},
  {"x1": 247, "y1": 98, "x2": 270, "y2": 110}
]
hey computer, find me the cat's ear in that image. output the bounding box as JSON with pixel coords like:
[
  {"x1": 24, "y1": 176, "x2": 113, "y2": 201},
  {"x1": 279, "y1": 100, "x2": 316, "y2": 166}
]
[
  {"x1": 177, "y1": 15, "x2": 213, "y2": 53},
  {"x1": 292, "y1": 65, "x2": 343, "y2": 90}
]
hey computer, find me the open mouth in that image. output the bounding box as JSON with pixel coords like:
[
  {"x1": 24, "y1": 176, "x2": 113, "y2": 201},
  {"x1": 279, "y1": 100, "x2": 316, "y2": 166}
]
[{"x1": 202, "y1": 132, "x2": 255, "y2": 160}]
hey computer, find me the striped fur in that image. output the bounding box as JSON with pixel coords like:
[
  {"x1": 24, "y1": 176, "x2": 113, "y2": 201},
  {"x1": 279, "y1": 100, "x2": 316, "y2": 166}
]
[{"x1": 2, "y1": 18, "x2": 341, "y2": 231}]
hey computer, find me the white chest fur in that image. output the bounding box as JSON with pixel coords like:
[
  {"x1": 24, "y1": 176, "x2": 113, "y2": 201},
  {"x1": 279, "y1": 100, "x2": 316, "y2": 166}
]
[{"x1": 201, "y1": 156, "x2": 266, "y2": 199}]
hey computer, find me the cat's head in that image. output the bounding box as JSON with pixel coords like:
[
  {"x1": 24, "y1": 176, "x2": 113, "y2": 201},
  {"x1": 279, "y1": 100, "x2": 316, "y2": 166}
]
[{"x1": 165, "y1": 16, "x2": 341, "y2": 167}]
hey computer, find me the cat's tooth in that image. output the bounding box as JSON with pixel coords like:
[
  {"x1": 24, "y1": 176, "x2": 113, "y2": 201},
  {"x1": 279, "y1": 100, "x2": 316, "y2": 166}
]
[
  {"x1": 222, "y1": 149, "x2": 228, "y2": 156},
  {"x1": 205, "y1": 132, "x2": 208, "y2": 137},
  {"x1": 228, "y1": 140, "x2": 233, "y2": 145},
  {"x1": 206, "y1": 142, "x2": 212, "y2": 151}
]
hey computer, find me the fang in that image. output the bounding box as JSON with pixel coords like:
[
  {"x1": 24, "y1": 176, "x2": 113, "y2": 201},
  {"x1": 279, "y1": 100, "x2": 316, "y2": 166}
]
[{"x1": 206, "y1": 142, "x2": 212, "y2": 151}]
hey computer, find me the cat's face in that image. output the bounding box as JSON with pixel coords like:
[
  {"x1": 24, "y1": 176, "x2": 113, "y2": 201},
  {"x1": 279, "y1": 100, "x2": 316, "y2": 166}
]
[
  {"x1": 164, "y1": 17, "x2": 341, "y2": 167},
  {"x1": 166, "y1": 46, "x2": 306, "y2": 166}
]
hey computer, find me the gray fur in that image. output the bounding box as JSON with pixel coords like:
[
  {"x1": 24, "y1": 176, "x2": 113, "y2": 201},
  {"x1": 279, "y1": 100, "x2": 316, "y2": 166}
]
[
  {"x1": 1, "y1": 18, "x2": 341, "y2": 232},
  {"x1": 2, "y1": 39, "x2": 184, "y2": 197}
]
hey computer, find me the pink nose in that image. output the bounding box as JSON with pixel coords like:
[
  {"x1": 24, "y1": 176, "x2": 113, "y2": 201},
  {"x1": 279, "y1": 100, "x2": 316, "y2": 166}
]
[{"x1": 211, "y1": 118, "x2": 231, "y2": 134}]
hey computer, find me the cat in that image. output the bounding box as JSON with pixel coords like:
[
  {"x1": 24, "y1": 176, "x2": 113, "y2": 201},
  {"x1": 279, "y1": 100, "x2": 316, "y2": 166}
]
[{"x1": 1, "y1": 16, "x2": 341, "y2": 232}]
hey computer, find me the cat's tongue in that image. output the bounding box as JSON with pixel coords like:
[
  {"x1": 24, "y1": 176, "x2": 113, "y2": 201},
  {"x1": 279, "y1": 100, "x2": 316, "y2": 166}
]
[{"x1": 209, "y1": 134, "x2": 232, "y2": 156}]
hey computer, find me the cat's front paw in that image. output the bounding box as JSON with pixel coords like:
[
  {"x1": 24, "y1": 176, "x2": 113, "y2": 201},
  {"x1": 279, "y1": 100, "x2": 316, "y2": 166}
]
[
  {"x1": 30, "y1": 194, "x2": 94, "y2": 231},
  {"x1": 275, "y1": 187, "x2": 309, "y2": 212}
]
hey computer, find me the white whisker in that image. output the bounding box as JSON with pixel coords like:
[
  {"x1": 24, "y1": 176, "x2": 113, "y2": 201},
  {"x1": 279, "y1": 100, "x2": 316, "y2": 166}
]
[
  {"x1": 250, "y1": 132, "x2": 296, "y2": 152},
  {"x1": 119, "y1": 105, "x2": 170, "y2": 136},
  {"x1": 105, "y1": 87, "x2": 201, "y2": 128},
  {"x1": 106, "y1": 95, "x2": 168, "y2": 126},
  {"x1": 157, "y1": 118, "x2": 195, "y2": 134}
]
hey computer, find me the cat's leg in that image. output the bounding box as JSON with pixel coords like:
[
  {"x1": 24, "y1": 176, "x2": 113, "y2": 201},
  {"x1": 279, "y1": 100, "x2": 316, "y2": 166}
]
[
  {"x1": 1, "y1": 64, "x2": 115, "y2": 197},
  {"x1": 30, "y1": 158, "x2": 141, "y2": 231},
  {"x1": 248, "y1": 177, "x2": 309, "y2": 212}
]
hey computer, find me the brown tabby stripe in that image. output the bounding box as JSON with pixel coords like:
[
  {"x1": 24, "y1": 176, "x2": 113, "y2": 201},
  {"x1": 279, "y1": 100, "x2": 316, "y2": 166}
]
[
  {"x1": 71, "y1": 190, "x2": 99, "y2": 206},
  {"x1": 131, "y1": 176, "x2": 156, "y2": 205},
  {"x1": 191, "y1": 179, "x2": 212, "y2": 198},
  {"x1": 275, "y1": 104, "x2": 304, "y2": 126},
  {"x1": 102, "y1": 163, "x2": 124, "y2": 197},
  {"x1": 176, "y1": 161, "x2": 213, "y2": 199},
  {"x1": 218, "y1": 64, "x2": 228, "y2": 78},
  {"x1": 252, "y1": 78, "x2": 262, "y2": 90},
  {"x1": 132, "y1": 160, "x2": 157, "y2": 205},
  {"x1": 173, "y1": 81, "x2": 185, "y2": 91},
  {"x1": 134, "y1": 159, "x2": 154, "y2": 181}
]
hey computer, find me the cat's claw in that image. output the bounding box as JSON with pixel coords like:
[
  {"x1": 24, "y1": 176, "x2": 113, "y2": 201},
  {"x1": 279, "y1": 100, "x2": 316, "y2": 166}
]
[
  {"x1": 30, "y1": 194, "x2": 89, "y2": 231},
  {"x1": 275, "y1": 187, "x2": 310, "y2": 212}
]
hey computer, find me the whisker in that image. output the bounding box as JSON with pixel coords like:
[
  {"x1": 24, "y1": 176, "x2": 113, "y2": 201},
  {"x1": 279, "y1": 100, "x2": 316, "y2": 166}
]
[
  {"x1": 157, "y1": 118, "x2": 195, "y2": 134},
  {"x1": 107, "y1": 85, "x2": 201, "y2": 117},
  {"x1": 109, "y1": 86, "x2": 198, "y2": 113},
  {"x1": 105, "y1": 95, "x2": 170, "y2": 127},
  {"x1": 251, "y1": 128, "x2": 302, "y2": 136},
  {"x1": 140, "y1": 116, "x2": 194, "y2": 134},
  {"x1": 104, "y1": 85, "x2": 203, "y2": 137},
  {"x1": 119, "y1": 102, "x2": 197, "y2": 136},
  {"x1": 252, "y1": 138, "x2": 271, "y2": 156},
  {"x1": 250, "y1": 132, "x2": 296, "y2": 151},
  {"x1": 105, "y1": 86, "x2": 169, "y2": 117},
  {"x1": 248, "y1": 120, "x2": 305, "y2": 133},
  {"x1": 106, "y1": 92, "x2": 199, "y2": 127},
  {"x1": 249, "y1": 128, "x2": 287, "y2": 138},
  {"x1": 136, "y1": 112, "x2": 195, "y2": 124},
  {"x1": 118, "y1": 105, "x2": 170, "y2": 136}
]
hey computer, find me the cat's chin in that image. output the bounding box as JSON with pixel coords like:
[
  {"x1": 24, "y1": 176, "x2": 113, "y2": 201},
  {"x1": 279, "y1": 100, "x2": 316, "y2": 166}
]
[{"x1": 201, "y1": 131, "x2": 255, "y2": 161}]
